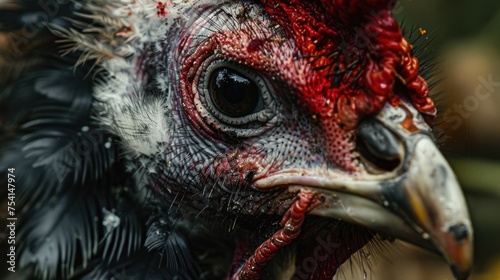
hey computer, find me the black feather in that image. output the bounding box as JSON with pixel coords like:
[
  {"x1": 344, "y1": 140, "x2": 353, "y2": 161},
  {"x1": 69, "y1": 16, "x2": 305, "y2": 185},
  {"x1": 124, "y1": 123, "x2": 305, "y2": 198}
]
[{"x1": 0, "y1": 58, "x2": 144, "y2": 279}]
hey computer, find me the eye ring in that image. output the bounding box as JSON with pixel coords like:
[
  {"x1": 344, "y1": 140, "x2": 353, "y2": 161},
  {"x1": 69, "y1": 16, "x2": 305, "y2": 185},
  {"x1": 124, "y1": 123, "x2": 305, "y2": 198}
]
[{"x1": 196, "y1": 60, "x2": 277, "y2": 137}]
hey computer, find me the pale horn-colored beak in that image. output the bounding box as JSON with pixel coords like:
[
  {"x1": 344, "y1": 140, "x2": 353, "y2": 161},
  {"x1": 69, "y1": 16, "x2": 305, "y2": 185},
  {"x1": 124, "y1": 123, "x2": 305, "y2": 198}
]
[
  {"x1": 380, "y1": 136, "x2": 473, "y2": 280},
  {"x1": 318, "y1": 101, "x2": 473, "y2": 279},
  {"x1": 258, "y1": 100, "x2": 473, "y2": 279}
]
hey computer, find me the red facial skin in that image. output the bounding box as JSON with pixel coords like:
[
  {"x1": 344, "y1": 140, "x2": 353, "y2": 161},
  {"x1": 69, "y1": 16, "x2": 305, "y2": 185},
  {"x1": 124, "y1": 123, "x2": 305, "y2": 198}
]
[
  {"x1": 175, "y1": 1, "x2": 436, "y2": 279},
  {"x1": 180, "y1": 28, "x2": 360, "y2": 171}
]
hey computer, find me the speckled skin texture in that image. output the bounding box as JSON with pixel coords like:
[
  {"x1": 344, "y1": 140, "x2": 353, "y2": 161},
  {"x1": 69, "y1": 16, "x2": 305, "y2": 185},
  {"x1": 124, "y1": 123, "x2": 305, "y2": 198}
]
[{"x1": 135, "y1": 2, "x2": 434, "y2": 278}]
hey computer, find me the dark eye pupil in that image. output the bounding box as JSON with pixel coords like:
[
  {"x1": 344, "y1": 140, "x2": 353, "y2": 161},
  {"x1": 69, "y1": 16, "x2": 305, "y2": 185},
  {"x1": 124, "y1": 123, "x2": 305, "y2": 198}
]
[{"x1": 209, "y1": 68, "x2": 260, "y2": 118}]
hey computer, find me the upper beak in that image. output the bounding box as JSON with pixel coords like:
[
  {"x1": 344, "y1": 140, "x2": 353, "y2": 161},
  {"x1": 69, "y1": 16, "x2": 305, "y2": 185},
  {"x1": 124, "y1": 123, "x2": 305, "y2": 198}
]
[{"x1": 256, "y1": 101, "x2": 473, "y2": 279}]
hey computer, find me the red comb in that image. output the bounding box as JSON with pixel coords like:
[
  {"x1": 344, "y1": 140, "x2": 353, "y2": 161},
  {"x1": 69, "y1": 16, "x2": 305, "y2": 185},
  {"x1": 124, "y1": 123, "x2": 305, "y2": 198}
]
[{"x1": 260, "y1": 0, "x2": 436, "y2": 128}]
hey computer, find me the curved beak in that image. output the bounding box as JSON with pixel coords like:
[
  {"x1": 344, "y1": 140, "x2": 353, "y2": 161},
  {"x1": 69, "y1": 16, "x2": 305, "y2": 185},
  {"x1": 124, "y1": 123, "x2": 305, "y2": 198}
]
[
  {"x1": 256, "y1": 101, "x2": 473, "y2": 279},
  {"x1": 375, "y1": 101, "x2": 473, "y2": 280},
  {"x1": 380, "y1": 136, "x2": 473, "y2": 279}
]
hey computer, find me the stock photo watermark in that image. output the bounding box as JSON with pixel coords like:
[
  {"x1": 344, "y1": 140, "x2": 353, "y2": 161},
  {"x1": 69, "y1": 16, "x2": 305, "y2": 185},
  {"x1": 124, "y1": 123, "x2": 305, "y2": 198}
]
[
  {"x1": 8, "y1": 0, "x2": 71, "y2": 55},
  {"x1": 436, "y1": 74, "x2": 500, "y2": 139},
  {"x1": 46, "y1": 126, "x2": 112, "y2": 182},
  {"x1": 6, "y1": 168, "x2": 17, "y2": 273},
  {"x1": 293, "y1": 232, "x2": 342, "y2": 279},
  {"x1": 4, "y1": 125, "x2": 110, "y2": 274}
]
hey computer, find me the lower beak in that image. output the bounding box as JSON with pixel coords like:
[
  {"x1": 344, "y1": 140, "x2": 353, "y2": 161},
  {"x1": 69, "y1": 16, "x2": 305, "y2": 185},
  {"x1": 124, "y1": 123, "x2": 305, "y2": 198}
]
[{"x1": 256, "y1": 102, "x2": 473, "y2": 279}]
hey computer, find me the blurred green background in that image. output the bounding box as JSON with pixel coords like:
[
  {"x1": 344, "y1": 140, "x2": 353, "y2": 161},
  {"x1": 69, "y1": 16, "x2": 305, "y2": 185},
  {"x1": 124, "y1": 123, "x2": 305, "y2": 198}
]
[{"x1": 368, "y1": 0, "x2": 500, "y2": 279}]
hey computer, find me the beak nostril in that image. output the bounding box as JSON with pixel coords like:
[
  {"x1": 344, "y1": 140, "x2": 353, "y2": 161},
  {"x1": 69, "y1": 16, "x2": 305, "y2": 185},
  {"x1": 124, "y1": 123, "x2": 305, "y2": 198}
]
[
  {"x1": 449, "y1": 223, "x2": 469, "y2": 241},
  {"x1": 245, "y1": 170, "x2": 256, "y2": 182},
  {"x1": 357, "y1": 119, "x2": 402, "y2": 172}
]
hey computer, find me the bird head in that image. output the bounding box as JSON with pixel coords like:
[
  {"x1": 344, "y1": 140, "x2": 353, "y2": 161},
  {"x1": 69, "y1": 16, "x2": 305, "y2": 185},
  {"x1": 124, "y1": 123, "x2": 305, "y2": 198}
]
[{"x1": 87, "y1": 0, "x2": 473, "y2": 279}]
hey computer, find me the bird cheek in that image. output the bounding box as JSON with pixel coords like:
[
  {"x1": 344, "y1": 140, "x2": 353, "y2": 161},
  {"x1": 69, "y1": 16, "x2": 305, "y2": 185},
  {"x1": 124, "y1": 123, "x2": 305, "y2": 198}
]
[
  {"x1": 319, "y1": 120, "x2": 359, "y2": 172},
  {"x1": 207, "y1": 149, "x2": 275, "y2": 189}
]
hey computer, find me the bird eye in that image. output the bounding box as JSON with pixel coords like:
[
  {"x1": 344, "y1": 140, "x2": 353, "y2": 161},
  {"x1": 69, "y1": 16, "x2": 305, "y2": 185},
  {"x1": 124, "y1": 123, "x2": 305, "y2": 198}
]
[
  {"x1": 196, "y1": 61, "x2": 276, "y2": 135},
  {"x1": 209, "y1": 68, "x2": 261, "y2": 118}
]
